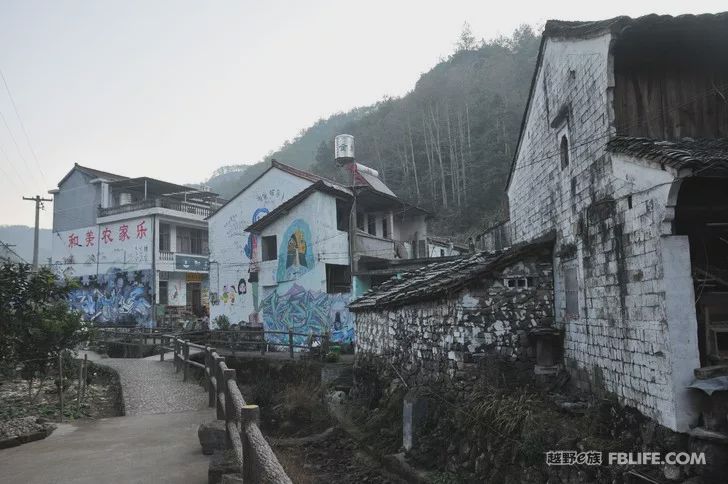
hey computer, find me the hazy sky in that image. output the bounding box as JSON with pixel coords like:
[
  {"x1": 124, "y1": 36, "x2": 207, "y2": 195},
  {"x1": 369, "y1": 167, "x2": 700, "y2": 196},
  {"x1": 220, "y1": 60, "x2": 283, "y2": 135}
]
[{"x1": 0, "y1": 0, "x2": 724, "y2": 228}]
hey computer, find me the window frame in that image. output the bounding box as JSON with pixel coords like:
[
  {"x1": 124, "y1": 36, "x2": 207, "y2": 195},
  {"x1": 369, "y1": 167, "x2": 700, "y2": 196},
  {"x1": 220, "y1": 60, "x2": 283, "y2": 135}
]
[
  {"x1": 261, "y1": 235, "x2": 277, "y2": 261},
  {"x1": 326, "y1": 263, "x2": 351, "y2": 294}
]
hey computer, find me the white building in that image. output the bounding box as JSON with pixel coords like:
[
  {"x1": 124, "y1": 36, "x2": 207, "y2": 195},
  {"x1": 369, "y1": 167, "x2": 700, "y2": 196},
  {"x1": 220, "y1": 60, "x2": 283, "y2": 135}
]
[
  {"x1": 49, "y1": 164, "x2": 221, "y2": 327},
  {"x1": 505, "y1": 14, "x2": 728, "y2": 432},
  {"x1": 207, "y1": 159, "x2": 428, "y2": 344}
]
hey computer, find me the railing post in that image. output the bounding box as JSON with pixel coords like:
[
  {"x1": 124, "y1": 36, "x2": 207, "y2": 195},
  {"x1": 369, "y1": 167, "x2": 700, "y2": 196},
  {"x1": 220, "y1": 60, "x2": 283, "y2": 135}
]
[
  {"x1": 214, "y1": 355, "x2": 225, "y2": 420},
  {"x1": 183, "y1": 343, "x2": 190, "y2": 382},
  {"x1": 241, "y1": 405, "x2": 260, "y2": 482},
  {"x1": 206, "y1": 347, "x2": 216, "y2": 408},
  {"x1": 288, "y1": 329, "x2": 294, "y2": 359},
  {"x1": 174, "y1": 339, "x2": 180, "y2": 372},
  {"x1": 160, "y1": 335, "x2": 165, "y2": 362},
  {"x1": 223, "y1": 368, "x2": 236, "y2": 448},
  {"x1": 322, "y1": 331, "x2": 330, "y2": 361}
]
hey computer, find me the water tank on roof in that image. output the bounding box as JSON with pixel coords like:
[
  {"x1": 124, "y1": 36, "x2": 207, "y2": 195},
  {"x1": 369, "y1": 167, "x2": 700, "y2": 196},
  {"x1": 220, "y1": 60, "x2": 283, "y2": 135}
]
[{"x1": 335, "y1": 134, "x2": 354, "y2": 165}]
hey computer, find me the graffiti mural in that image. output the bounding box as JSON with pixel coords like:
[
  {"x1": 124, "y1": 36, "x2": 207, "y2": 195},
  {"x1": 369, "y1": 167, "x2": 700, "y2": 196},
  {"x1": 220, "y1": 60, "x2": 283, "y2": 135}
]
[
  {"x1": 276, "y1": 219, "x2": 315, "y2": 282},
  {"x1": 260, "y1": 284, "x2": 354, "y2": 346},
  {"x1": 68, "y1": 268, "x2": 153, "y2": 327}
]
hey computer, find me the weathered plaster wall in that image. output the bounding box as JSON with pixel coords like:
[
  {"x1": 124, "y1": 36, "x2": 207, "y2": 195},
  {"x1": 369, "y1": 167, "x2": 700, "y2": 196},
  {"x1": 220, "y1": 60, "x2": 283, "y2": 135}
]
[
  {"x1": 256, "y1": 190, "x2": 354, "y2": 345},
  {"x1": 52, "y1": 170, "x2": 100, "y2": 232},
  {"x1": 355, "y1": 259, "x2": 553, "y2": 383},
  {"x1": 506, "y1": 32, "x2": 700, "y2": 431},
  {"x1": 208, "y1": 168, "x2": 312, "y2": 325},
  {"x1": 52, "y1": 216, "x2": 153, "y2": 279}
]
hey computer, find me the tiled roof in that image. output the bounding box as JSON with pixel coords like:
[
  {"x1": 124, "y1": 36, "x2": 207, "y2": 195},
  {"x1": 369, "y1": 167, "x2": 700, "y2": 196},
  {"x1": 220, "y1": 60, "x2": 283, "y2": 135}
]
[
  {"x1": 349, "y1": 238, "x2": 553, "y2": 311},
  {"x1": 245, "y1": 180, "x2": 351, "y2": 233},
  {"x1": 544, "y1": 12, "x2": 728, "y2": 39},
  {"x1": 607, "y1": 137, "x2": 728, "y2": 173},
  {"x1": 74, "y1": 163, "x2": 128, "y2": 181}
]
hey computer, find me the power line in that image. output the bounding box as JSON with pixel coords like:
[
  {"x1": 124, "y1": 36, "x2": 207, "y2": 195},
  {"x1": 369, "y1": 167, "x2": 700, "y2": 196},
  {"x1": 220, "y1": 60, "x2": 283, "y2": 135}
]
[
  {"x1": 0, "y1": 107, "x2": 39, "y2": 186},
  {"x1": 0, "y1": 67, "x2": 47, "y2": 186}
]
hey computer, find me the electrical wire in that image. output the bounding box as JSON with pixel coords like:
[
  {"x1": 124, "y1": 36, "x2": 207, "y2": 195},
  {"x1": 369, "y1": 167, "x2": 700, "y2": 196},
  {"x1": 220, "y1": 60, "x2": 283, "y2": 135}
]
[{"x1": 0, "y1": 67, "x2": 47, "y2": 186}]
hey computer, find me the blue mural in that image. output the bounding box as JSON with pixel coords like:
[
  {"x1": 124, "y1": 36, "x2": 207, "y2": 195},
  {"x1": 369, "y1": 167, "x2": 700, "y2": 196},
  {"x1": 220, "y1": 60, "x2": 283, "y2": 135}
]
[
  {"x1": 260, "y1": 284, "x2": 354, "y2": 346},
  {"x1": 243, "y1": 207, "x2": 269, "y2": 261},
  {"x1": 276, "y1": 219, "x2": 315, "y2": 282},
  {"x1": 68, "y1": 268, "x2": 153, "y2": 327}
]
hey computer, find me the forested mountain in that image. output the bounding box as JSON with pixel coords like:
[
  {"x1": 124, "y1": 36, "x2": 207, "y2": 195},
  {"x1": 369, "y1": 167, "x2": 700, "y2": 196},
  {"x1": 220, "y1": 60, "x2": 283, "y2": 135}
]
[
  {"x1": 205, "y1": 25, "x2": 541, "y2": 236},
  {"x1": 205, "y1": 108, "x2": 371, "y2": 197}
]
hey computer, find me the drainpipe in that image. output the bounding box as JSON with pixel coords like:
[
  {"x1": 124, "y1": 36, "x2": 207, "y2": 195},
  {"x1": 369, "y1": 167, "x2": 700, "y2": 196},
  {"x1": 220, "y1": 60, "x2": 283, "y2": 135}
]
[{"x1": 151, "y1": 214, "x2": 156, "y2": 329}]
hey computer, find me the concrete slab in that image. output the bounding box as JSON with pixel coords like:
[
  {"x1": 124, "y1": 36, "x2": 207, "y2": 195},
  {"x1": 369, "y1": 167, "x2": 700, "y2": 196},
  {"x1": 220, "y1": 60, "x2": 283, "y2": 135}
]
[{"x1": 0, "y1": 409, "x2": 214, "y2": 484}]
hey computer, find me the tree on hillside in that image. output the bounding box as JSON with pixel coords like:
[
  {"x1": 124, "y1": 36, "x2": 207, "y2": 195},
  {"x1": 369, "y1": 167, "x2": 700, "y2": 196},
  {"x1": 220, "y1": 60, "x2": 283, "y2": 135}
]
[
  {"x1": 310, "y1": 25, "x2": 540, "y2": 235},
  {"x1": 456, "y1": 22, "x2": 477, "y2": 52}
]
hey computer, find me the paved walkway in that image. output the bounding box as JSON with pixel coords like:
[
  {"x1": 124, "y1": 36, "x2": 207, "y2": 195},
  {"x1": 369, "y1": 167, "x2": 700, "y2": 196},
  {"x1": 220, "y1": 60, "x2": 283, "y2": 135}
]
[{"x1": 0, "y1": 353, "x2": 213, "y2": 484}]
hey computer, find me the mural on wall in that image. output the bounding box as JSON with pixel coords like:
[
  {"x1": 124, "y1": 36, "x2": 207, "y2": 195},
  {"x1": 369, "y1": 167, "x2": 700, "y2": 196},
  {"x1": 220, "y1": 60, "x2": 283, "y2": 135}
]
[
  {"x1": 68, "y1": 268, "x2": 153, "y2": 327},
  {"x1": 277, "y1": 219, "x2": 315, "y2": 282},
  {"x1": 260, "y1": 284, "x2": 354, "y2": 346}
]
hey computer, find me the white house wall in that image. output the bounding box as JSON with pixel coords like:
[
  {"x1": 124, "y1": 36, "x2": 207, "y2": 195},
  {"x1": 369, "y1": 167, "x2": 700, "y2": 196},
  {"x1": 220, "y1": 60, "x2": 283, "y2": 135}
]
[
  {"x1": 250, "y1": 190, "x2": 354, "y2": 345},
  {"x1": 506, "y1": 32, "x2": 700, "y2": 431},
  {"x1": 207, "y1": 168, "x2": 313, "y2": 325}
]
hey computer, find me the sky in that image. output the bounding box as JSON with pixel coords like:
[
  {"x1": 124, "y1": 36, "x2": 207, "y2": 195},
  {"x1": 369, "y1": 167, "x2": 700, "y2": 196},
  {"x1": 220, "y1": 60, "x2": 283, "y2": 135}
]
[{"x1": 0, "y1": 0, "x2": 724, "y2": 229}]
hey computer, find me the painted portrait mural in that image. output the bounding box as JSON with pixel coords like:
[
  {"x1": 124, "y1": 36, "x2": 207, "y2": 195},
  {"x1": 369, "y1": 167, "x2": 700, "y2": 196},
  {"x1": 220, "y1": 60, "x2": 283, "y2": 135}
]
[
  {"x1": 276, "y1": 219, "x2": 315, "y2": 282},
  {"x1": 260, "y1": 284, "x2": 354, "y2": 346},
  {"x1": 68, "y1": 268, "x2": 153, "y2": 327}
]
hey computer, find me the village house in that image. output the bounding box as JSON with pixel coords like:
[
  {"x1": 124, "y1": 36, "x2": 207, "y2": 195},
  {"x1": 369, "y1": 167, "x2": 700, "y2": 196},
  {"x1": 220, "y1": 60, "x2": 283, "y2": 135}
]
[
  {"x1": 352, "y1": 11, "x2": 728, "y2": 440},
  {"x1": 207, "y1": 152, "x2": 431, "y2": 344},
  {"x1": 49, "y1": 163, "x2": 221, "y2": 327}
]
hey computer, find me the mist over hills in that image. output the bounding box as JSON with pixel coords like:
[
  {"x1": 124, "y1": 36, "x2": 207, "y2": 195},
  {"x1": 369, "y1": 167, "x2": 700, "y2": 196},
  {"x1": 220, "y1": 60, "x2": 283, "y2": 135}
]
[
  {"x1": 204, "y1": 25, "x2": 540, "y2": 237},
  {"x1": 0, "y1": 225, "x2": 52, "y2": 263}
]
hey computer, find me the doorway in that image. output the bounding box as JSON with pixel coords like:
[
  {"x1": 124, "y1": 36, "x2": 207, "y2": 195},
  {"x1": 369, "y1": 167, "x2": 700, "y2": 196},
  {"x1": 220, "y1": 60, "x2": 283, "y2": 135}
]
[
  {"x1": 674, "y1": 177, "x2": 728, "y2": 366},
  {"x1": 186, "y1": 282, "x2": 202, "y2": 316}
]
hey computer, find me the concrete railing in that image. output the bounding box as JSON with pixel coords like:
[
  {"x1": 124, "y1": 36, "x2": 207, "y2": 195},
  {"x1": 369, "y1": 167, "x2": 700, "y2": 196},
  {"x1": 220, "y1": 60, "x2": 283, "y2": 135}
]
[{"x1": 170, "y1": 335, "x2": 292, "y2": 483}]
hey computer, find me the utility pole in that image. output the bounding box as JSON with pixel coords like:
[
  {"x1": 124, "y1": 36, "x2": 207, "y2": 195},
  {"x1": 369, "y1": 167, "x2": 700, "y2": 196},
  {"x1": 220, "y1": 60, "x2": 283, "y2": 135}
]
[{"x1": 23, "y1": 195, "x2": 52, "y2": 270}]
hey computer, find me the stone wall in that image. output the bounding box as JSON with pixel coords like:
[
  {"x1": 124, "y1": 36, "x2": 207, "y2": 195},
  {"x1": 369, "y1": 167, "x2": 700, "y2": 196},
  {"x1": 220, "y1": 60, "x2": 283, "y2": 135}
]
[{"x1": 355, "y1": 258, "x2": 553, "y2": 386}]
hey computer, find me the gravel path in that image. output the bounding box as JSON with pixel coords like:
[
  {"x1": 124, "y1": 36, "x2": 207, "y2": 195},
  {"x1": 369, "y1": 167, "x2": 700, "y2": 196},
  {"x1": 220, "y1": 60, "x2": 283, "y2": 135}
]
[{"x1": 82, "y1": 352, "x2": 208, "y2": 416}]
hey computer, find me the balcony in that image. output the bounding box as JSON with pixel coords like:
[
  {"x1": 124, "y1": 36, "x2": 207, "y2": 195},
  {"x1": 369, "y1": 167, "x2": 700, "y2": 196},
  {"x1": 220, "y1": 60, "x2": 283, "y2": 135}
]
[{"x1": 98, "y1": 198, "x2": 213, "y2": 219}]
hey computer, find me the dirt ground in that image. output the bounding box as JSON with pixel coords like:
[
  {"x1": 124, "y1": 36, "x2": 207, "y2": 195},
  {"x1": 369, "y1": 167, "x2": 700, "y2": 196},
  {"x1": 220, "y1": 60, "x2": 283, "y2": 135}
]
[
  {"x1": 272, "y1": 427, "x2": 406, "y2": 484},
  {"x1": 0, "y1": 362, "x2": 122, "y2": 424}
]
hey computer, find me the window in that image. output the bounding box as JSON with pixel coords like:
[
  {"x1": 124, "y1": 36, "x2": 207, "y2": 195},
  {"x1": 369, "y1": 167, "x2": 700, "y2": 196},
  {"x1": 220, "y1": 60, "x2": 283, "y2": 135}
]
[
  {"x1": 564, "y1": 265, "x2": 579, "y2": 319},
  {"x1": 356, "y1": 211, "x2": 365, "y2": 230},
  {"x1": 159, "y1": 280, "x2": 168, "y2": 305},
  {"x1": 367, "y1": 215, "x2": 377, "y2": 236},
  {"x1": 440, "y1": 248, "x2": 445, "y2": 257},
  {"x1": 382, "y1": 217, "x2": 389, "y2": 239},
  {"x1": 560, "y1": 135, "x2": 570, "y2": 169},
  {"x1": 336, "y1": 199, "x2": 351, "y2": 232},
  {"x1": 261, "y1": 235, "x2": 277, "y2": 261},
  {"x1": 176, "y1": 227, "x2": 208, "y2": 255},
  {"x1": 159, "y1": 223, "x2": 170, "y2": 251},
  {"x1": 503, "y1": 276, "x2": 536, "y2": 289},
  {"x1": 326, "y1": 264, "x2": 351, "y2": 293}
]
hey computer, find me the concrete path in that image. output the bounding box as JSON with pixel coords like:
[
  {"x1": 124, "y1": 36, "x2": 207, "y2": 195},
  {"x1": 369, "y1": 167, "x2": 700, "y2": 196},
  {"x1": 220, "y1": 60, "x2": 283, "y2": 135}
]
[{"x1": 0, "y1": 353, "x2": 213, "y2": 484}]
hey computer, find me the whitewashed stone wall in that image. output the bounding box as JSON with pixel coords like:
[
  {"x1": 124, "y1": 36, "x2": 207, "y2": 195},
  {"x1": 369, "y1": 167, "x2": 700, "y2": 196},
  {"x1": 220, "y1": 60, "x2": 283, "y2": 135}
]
[
  {"x1": 355, "y1": 259, "x2": 553, "y2": 383},
  {"x1": 507, "y1": 34, "x2": 699, "y2": 431}
]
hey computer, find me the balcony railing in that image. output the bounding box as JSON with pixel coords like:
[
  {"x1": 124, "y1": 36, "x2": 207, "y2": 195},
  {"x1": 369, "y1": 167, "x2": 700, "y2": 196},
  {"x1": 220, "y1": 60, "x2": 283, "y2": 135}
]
[{"x1": 98, "y1": 198, "x2": 213, "y2": 218}]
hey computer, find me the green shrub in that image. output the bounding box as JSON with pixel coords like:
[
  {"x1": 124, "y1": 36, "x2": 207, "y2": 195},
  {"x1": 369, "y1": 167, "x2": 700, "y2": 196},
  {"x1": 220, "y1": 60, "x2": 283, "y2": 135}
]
[{"x1": 213, "y1": 314, "x2": 230, "y2": 331}]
